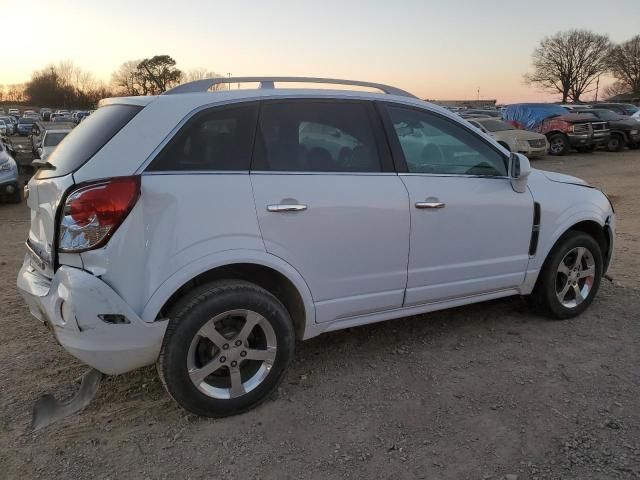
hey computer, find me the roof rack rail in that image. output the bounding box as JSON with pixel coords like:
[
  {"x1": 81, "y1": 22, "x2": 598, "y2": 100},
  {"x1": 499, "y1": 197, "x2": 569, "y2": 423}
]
[{"x1": 163, "y1": 76, "x2": 417, "y2": 98}]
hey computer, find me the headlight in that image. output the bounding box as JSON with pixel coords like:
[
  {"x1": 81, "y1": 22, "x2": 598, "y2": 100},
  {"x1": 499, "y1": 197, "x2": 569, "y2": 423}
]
[{"x1": 0, "y1": 161, "x2": 10, "y2": 172}]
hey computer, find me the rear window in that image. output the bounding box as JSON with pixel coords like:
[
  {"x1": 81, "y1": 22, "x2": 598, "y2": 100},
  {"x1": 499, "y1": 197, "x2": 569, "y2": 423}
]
[{"x1": 37, "y1": 104, "x2": 142, "y2": 179}]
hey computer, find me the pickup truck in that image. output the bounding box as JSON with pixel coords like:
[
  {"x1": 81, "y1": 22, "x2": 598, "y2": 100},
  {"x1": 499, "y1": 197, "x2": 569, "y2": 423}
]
[
  {"x1": 582, "y1": 109, "x2": 640, "y2": 151},
  {"x1": 503, "y1": 104, "x2": 610, "y2": 156}
]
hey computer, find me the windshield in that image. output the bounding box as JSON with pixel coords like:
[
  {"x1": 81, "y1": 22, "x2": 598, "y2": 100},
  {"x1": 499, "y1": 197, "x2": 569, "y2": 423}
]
[
  {"x1": 477, "y1": 119, "x2": 515, "y2": 132},
  {"x1": 43, "y1": 132, "x2": 68, "y2": 146},
  {"x1": 623, "y1": 105, "x2": 639, "y2": 115},
  {"x1": 589, "y1": 110, "x2": 621, "y2": 121},
  {"x1": 18, "y1": 118, "x2": 35, "y2": 124}
]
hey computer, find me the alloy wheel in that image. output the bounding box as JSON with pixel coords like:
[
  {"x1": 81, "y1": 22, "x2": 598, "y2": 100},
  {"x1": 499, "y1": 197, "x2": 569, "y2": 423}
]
[
  {"x1": 555, "y1": 247, "x2": 596, "y2": 308},
  {"x1": 187, "y1": 309, "x2": 277, "y2": 399}
]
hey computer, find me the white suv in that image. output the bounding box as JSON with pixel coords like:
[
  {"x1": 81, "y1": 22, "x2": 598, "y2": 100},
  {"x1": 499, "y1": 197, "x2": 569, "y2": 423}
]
[{"x1": 18, "y1": 77, "x2": 615, "y2": 417}]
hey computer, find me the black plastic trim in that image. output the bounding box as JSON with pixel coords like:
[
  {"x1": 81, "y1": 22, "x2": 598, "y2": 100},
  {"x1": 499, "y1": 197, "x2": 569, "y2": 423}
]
[{"x1": 529, "y1": 202, "x2": 541, "y2": 256}]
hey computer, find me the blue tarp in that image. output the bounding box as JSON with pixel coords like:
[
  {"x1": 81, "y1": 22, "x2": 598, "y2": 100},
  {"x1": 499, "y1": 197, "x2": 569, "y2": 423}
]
[{"x1": 502, "y1": 104, "x2": 569, "y2": 131}]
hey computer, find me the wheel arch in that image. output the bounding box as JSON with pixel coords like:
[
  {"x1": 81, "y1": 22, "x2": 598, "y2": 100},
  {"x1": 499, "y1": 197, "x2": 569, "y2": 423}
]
[
  {"x1": 528, "y1": 218, "x2": 611, "y2": 293},
  {"x1": 141, "y1": 250, "x2": 315, "y2": 340}
]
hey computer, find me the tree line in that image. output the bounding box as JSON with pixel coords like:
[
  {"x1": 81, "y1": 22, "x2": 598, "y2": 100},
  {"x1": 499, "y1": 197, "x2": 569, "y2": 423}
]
[
  {"x1": 0, "y1": 55, "x2": 221, "y2": 109},
  {"x1": 525, "y1": 31, "x2": 640, "y2": 103}
]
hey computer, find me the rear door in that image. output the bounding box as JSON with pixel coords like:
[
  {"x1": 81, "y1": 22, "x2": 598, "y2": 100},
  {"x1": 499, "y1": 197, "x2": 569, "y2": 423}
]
[
  {"x1": 250, "y1": 99, "x2": 410, "y2": 323},
  {"x1": 382, "y1": 103, "x2": 533, "y2": 306}
]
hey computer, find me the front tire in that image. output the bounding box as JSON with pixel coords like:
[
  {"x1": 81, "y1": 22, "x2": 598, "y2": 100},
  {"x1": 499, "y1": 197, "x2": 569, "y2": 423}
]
[
  {"x1": 606, "y1": 133, "x2": 624, "y2": 152},
  {"x1": 529, "y1": 232, "x2": 603, "y2": 319},
  {"x1": 158, "y1": 280, "x2": 295, "y2": 417},
  {"x1": 548, "y1": 134, "x2": 569, "y2": 156}
]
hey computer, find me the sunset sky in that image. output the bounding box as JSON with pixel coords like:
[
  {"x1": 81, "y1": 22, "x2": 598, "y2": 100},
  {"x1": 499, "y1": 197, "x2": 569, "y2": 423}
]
[{"x1": 2, "y1": 0, "x2": 639, "y2": 103}]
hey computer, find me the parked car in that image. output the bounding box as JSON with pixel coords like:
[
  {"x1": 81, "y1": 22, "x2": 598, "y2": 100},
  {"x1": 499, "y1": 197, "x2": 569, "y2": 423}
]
[
  {"x1": 74, "y1": 111, "x2": 90, "y2": 124},
  {"x1": 467, "y1": 117, "x2": 548, "y2": 157},
  {"x1": 503, "y1": 103, "x2": 610, "y2": 155},
  {"x1": 0, "y1": 109, "x2": 4, "y2": 115},
  {"x1": 582, "y1": 109, "x2": 640, "y2": 151},
  {"x1": 462, "y1": 109, "x2": 502, "y2": 118},
  {"x1": 8, "y1": 108, "x2": 20, "y2": 116},
  {"x1": 594, "y1": 103, "x2": 639, "y2": 117},
  {"x1": 52, "y1": 115, "x2": 73, "y2": 123},
  {"x1": 36, "y1": 129, "x2": 71, "y2": 160},
  {"x1": 16, "y1": 117, "x2": 37, "y2": 136},
  {"x1": 559, "y1": 104, "x2": 592, "y2": 111},
  {"x1": 17, "y1": 77, "x2": 615, "y2": 417},
  {"x1": 0, "y1": 137, "x2": 20, "y2": 203},
  {"x1": 32, "y1": 122, "x2": 75, "y2": 154},
  {"x1": 0, "y1": 119, "x2": 8, "y2": 136},
  {"x1": 0, "y1": 116, "x2": 16, "y2": 135}
]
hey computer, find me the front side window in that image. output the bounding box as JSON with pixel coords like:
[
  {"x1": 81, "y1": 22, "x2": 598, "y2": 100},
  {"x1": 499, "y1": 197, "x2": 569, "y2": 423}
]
[
  {"x1": 148, "y1": 104, "x2": 258, "y2": 172},
  {"x1": 386, "y1": 105, "x2": 508, "y2": 176},
  {"x1": 254, "y1": 101, "x2": 382, "y2": 172}
]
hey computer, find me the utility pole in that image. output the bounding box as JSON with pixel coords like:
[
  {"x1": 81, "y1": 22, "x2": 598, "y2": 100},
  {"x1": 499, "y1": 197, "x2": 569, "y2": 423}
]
[
  {"x1": 227, "y1": 72, "x2": 232, "y2": 90},
  {"x1": 594, "y1": 75, "x2": 600, "y2": 103},
  {"x1": 477, "y1": 87, "x2": 480, "y2": 101}
]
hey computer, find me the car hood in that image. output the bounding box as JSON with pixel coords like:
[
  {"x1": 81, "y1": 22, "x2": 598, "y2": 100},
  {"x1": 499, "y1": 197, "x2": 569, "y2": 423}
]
[
  {"x1": 608, "y1": 118, "x2": 639, "y2": 129},
  {"x1": 556, "y1": 113, "x2": 596, "y2": 124},
  {"x1": 493, "y1": 129, "x2": 546, "y2": 141},
  {"x1": 540, "y1": 170, "x2": 590, "y2": 187}
]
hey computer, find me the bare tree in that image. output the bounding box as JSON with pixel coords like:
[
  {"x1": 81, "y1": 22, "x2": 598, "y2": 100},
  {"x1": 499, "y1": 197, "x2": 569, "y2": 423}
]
[
  {"x1": 603, "y1": 80, "x2": 630, "y2": 99},
  {"x1": 111, "y1": 56, "x2": 183, "y2": 95},
  {"x1": 137, "y1": 55, "x2": 182, "y2": 94},
  {"x1": 608, "y1": 35, "x2": 640, "y2": 96},
  {"x1": 183, "y1": 68, "x2": 225, "y2": 90},
  {"x1": 525, "y1": 30, "x2": 611, "y2": 102},
  {"x1": 6, "y1": 84, "x2": 26, "y2": 102},
  {"x1": 111, "y1": 60, "x2": 144, "y2": 96}
]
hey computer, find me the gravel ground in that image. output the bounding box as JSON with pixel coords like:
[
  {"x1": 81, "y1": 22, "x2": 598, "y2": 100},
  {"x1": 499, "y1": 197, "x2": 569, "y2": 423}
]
[{"x1": 1, "y1": 142, "x2": 639, "y2": 480}]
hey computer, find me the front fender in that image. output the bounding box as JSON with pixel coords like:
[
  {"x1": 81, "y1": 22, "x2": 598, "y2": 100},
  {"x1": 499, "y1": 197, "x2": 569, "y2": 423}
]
[
  {"x1": 140, "y1": 249, "x2": 316, "y2": 329},
  {"x1": 522, "y1": 202, "x2": 612, "y2": 293}
]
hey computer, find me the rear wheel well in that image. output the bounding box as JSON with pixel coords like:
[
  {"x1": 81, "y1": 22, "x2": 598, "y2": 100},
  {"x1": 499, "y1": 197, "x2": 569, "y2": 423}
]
[{"x1": 159, "y1": 264, "x2": 307, "y2": 339}]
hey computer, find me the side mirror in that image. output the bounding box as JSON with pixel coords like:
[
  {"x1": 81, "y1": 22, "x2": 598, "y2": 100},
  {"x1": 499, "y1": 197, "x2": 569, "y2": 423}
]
[{"x1": 509, "y1": 153, "x2": 531, "y2": 193}]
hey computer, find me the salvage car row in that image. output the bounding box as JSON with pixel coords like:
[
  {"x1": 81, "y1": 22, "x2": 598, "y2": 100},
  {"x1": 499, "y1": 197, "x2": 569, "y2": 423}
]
[
  {"x1": 0, "y1": 107, "x2": 85, "y2": 202},
  {"x1": 452, "y1": 102, "x2": 640, "y2": 156}
]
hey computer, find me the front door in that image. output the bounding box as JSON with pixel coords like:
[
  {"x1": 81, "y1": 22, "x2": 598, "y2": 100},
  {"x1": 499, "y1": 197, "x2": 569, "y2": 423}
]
[
  {"x1": 383, "y1": 104, "x2": 534, "y2": 306},
  {"x1": 251, "y1": 99, "x2": 410, "y2": 323}
]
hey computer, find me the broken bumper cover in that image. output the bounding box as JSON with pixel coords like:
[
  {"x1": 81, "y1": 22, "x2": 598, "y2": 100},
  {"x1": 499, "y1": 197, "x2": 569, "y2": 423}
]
[{"x1": 17, "y1": 260, "x2": 167, "y2": 375}]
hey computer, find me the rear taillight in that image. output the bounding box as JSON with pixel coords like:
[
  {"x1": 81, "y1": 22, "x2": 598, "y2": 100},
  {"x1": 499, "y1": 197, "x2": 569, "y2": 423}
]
[{"x1": 58, "y1": 176, "x2": 140, "y2": 253}]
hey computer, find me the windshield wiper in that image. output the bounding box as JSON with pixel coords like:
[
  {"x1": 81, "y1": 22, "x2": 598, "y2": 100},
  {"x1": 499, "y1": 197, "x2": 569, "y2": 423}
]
[{"x1": 32, "y1": 159, "x2": 56, "y2": 170}]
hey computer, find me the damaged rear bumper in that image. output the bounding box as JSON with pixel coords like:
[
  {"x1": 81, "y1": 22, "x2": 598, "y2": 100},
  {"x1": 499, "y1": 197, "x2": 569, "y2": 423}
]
[{"x1": 17, "y1": 260, "x2": 167, "y2": 375}]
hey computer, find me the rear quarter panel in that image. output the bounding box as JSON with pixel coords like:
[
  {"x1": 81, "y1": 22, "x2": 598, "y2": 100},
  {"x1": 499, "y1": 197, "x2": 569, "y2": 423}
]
[{"x1": 80, "y1": 173, "x2": 266, "y2": 316}]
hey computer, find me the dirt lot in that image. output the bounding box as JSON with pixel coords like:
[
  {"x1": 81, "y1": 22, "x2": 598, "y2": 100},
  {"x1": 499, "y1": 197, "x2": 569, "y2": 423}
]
[{"x1": 1, "y1": 143, "x2": 639, "y2": 480}]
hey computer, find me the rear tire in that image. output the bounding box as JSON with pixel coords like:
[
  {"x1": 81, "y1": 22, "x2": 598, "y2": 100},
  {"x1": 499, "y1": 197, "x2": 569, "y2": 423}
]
[
  {"x1": 548, "y1": 134, "x2": 569, "y2": 156},
  {"x1": 158, "y1": 280, "x2": 295, "y2": 417},
  {"x1": 529, "y1": 232, "x2": 603, "y2": 319}
]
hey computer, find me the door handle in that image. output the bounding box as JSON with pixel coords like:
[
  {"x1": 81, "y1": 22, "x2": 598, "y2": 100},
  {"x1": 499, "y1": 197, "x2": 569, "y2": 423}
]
[
  {"x1": 415, "y1": 201, "x2": 445, "y2": 209},
  {"x1": 267, "y1": 204, "x2": 307, "y2": 212}
]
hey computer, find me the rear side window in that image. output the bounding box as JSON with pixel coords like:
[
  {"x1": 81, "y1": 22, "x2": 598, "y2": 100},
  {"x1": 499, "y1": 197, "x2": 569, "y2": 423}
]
[
  {"x1": 147, "y1": 104, "x2": 258, "y2": 172},
  {"x1": 253, "y1": 101, "x2": 383, "y2": 172},
  {"x1": 37, "y1": 104, "x2": 142, "y2": 179}
]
